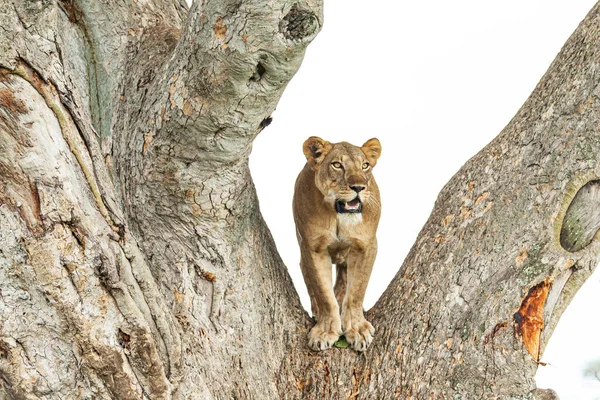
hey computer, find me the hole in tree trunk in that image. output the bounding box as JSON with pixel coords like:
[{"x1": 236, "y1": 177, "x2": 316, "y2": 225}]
[
  {"x1": 560, "y1": 180, "x2": 600, "y2": 252},
  {"x1": 250, "y1": 62, "x2": 266, "y2": 83}
]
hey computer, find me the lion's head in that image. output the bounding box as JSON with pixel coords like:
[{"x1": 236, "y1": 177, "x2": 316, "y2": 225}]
[{"x1": 302, "y1": 136, "x2": 381, "y2": 215}]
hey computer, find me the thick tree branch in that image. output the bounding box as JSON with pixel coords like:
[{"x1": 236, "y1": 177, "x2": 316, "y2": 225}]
[
  {"x1": 111, "y1": 1, "x2": 323, "y2": 213},
  {"x1": 155, "y1": 0, "x2": 322, "y2": 163}
]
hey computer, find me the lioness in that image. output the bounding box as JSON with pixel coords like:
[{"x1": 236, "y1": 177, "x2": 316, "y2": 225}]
[{"x1": 293, "y1": 136, "x2": 381, "y2": 351}]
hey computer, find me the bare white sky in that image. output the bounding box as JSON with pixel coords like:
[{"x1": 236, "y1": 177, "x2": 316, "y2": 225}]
[{"x1": 244, "y1": 0, "x2": 600, "y2": 398}]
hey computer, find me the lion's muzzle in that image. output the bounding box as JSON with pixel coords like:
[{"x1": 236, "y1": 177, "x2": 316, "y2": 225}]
[{"x1": 335, "y1": 198, "x2": 362, "y2": 214}]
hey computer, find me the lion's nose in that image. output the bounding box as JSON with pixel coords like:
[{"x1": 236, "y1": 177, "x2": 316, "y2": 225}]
[{"x1": 350, "y1": 185, "x2": 365, "y2": 193}]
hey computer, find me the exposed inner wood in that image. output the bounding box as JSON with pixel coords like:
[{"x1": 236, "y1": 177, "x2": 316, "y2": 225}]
[{"x1": 514, "y1": 279, "x2": 552, "y2": 360}]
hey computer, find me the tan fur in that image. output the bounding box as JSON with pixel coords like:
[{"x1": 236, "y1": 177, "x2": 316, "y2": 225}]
[{"x1": 293, "y1": 137, "x2": 381, "y2": 351}]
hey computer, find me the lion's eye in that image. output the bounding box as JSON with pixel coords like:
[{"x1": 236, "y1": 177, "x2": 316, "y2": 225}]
[
  {"x1": 331, "y1": 162, "x2": 342, "y2": 169},
  {"x1": 362, "y1": 162, "x2": 370, "y2": 170}
]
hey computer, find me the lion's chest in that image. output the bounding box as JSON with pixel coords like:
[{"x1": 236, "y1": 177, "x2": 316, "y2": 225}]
[
  {"x1": 325, "y1": 219, "x2": 367, "y2": 264},
  {"x1": 327, "y1": 239, "x2": 351, "y2": 265}
]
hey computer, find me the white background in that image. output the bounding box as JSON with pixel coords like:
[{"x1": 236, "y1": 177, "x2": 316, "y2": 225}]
[{"x1": 246, "y1": 1, "x2": 600, "y2": 398}]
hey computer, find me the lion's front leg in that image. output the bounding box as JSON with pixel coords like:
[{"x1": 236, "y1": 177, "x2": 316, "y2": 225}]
[
  {"x1": 299, "y1": 247, "x2": 342, "y2": 351},
  {"x1": 341, "y1": 240, "x2": 377, "y2": 352}
]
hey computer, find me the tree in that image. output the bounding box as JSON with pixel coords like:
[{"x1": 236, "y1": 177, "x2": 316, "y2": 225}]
[{"x1": 0, "y1": 0, "x2": 599, "y2": 398}]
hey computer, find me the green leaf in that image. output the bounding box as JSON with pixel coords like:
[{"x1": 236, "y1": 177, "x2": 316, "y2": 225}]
[{"x1": 334, "y1": 336, "x2": 349, "y2": 348}]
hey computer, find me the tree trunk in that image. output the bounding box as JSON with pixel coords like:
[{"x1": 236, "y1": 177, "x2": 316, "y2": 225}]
[{"x1": 0, "y1": 0, "x2": 599, "y2": 399}]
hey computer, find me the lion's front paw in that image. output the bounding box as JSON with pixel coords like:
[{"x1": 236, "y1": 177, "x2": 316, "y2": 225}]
[
  {"x1": 344, "y1": 320, "x2": 374, "y2": 352},
  {"x1": 307, "y1": 319, "x2": 342, "y2": 351}
]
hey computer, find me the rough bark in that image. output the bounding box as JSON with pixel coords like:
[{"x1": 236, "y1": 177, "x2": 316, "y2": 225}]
[{"x1": 0, "y1": 0, "x2": 599, "y2": 399}]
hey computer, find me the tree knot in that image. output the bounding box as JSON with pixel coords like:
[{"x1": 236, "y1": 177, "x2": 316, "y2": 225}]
[{"x1": 279, "y1": 4, "x2": 319, "y2": 41}]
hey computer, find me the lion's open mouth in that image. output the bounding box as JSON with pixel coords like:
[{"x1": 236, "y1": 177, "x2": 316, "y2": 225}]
[{"x1": 335, "y1": 198, "x2": 362, "y2": 214}]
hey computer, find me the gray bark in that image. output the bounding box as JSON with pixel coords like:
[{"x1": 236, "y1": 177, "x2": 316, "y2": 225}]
[{"x1": 0, "y1": 0, "x2": 599, "y2": 399}]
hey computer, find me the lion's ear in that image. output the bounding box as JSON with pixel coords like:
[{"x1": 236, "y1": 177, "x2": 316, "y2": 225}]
[
  {"x1": 303, "y1": 136, "x2": 332, "y2": 170},
  {"x1": 361, "y1": 138, "x2": 381, "y2": 167}
]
